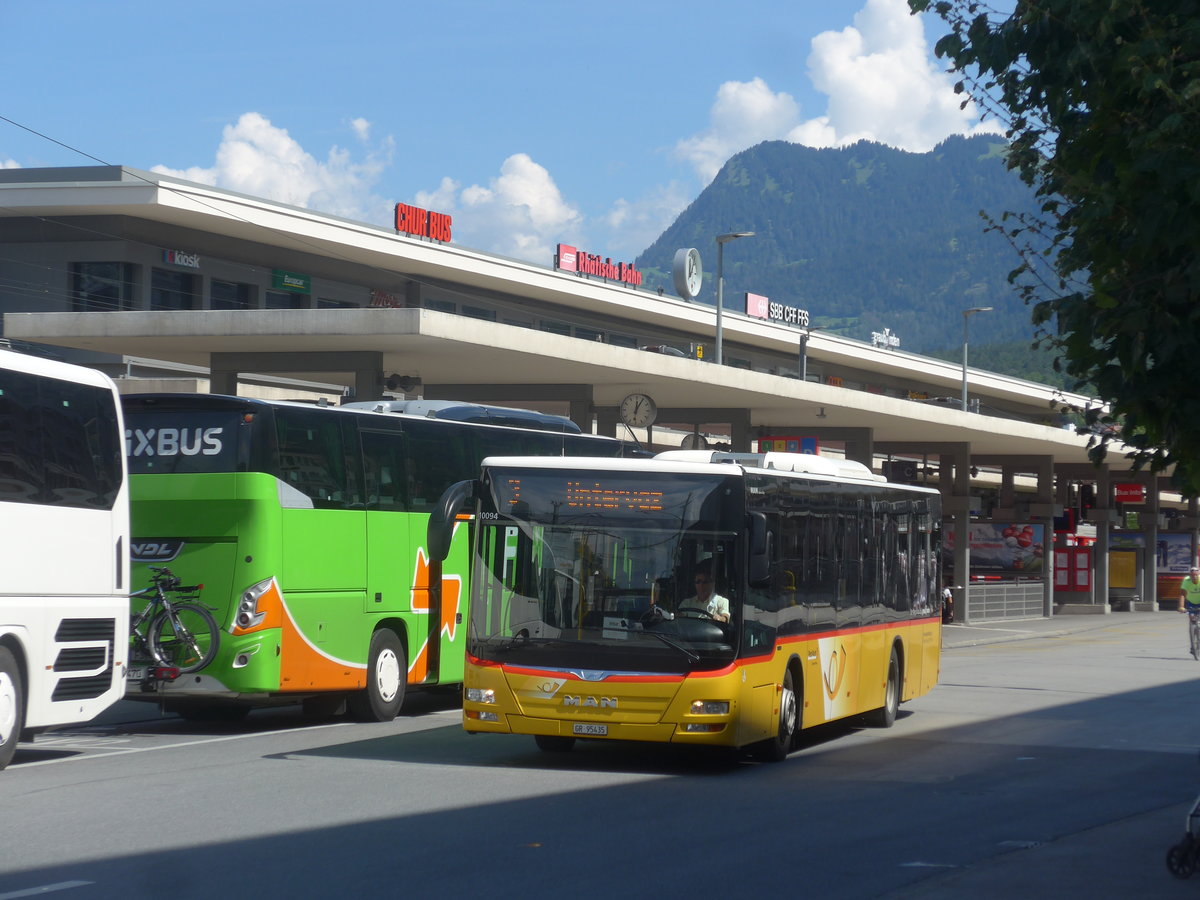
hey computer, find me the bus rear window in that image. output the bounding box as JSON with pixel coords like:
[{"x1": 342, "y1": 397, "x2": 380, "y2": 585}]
[{"x1": 125, "y1": 410, "x2": 244, "y2": 474}]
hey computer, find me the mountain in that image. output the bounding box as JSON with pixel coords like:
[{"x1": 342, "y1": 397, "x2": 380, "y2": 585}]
[{"x1": 634, "y1": 135, "x2": 1047, "y2": 359}]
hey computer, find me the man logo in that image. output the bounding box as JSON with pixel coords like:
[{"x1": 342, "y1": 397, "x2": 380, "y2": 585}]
[{"x1": 562, "y1": 696, "x2": 617, "y2": 709}]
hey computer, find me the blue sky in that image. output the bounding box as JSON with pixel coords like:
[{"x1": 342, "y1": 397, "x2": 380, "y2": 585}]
[{"x1": 2, "y1": 0, "x2": 999, "y2": 264}]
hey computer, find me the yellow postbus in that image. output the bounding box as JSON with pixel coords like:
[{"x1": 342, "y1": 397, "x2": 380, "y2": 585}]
[{"x1": 429, "y1": 449, "x2": 942, "y2": 760}]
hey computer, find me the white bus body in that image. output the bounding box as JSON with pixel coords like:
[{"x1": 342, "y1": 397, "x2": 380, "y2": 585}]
[{"x1": 0, "y1": 350, "x2": 129, "y2": 768}]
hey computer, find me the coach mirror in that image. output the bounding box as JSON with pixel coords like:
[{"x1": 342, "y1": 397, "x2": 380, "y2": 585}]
[
  {"x1": 428, "y1": 479, "x2": 478, "y2": 562},
  {"x1": 748, "y1": 512, "x2": 772, "y2": 587}
]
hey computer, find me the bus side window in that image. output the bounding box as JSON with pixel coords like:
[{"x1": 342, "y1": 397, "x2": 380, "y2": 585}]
[
  {"x1": 361, "y1": 429, "x2": 406, "y2": 511},
  {"x1": 274, "y1": 410, "x2": 354, "y2": 509}
]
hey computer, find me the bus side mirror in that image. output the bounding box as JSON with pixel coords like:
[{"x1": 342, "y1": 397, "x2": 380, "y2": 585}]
[
  {"x1": 748, "y1": 512, "x2": 771, "y2": 587},
  {"x1": 427, "y1": 479, "x2": 477, "y2": 562}
]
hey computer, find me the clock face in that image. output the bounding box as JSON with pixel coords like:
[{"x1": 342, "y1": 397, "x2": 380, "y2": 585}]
[{"x1": 619, "y1": 393, "x2": 657, "y2": 427}]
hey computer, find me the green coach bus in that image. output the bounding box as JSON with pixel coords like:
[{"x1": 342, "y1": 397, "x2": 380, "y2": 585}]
[{"x1": 121, "y1": 393, "x2": 635, "y2": 721}]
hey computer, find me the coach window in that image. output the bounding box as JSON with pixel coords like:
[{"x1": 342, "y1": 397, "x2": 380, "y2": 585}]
[
  {"x1": 210, "y1": 280, "x2": 254, "y2": 310},
  {"x1": 151, "y1": 268, "x2": 199, "y2": 310},
  {"x1": 70, "y1": 262, "x2": 137, "y2": 311},
  {"x1": 265, "y1": 290, "x2": 309, "y2": 309}
]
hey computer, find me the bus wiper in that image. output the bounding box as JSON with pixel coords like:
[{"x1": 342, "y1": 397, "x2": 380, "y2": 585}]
[{"x1": 633, "y1": 627, "x2": 700, "y2": 664}]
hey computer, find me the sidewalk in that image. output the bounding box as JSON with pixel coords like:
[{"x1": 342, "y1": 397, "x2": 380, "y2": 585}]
[{"x1": 941, "y1": 609, "x2": 1175, "y2": 649}]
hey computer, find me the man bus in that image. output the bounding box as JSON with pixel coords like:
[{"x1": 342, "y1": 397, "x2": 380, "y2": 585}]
[{"x1": 429, "y1": 449, "x2": 942, "y2": 760}]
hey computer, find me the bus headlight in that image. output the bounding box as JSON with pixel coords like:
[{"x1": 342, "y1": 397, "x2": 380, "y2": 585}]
[
  {"x1": 690, "y1": 700, "x2": 730, "y2": 715},
  {"x1": 466, "y1": 688, "x2": 496, "y2": 704}
]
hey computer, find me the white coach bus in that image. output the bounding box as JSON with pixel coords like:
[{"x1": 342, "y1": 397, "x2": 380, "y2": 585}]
[{"x1": 0, "y1": 349, "x2": 129, "y2": 769}]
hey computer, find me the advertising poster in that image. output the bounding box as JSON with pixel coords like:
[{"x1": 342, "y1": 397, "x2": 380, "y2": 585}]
[
  {"x1": 1154, "y1": 533, "x2": 1193, "y2": 574},
  {"x1": 944, "y1": 524, "x2": 1045, "y2": 573}
]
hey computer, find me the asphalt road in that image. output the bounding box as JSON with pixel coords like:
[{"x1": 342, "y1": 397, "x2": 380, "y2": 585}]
[{"x1": 2, "y1": 612, "x2": 1198, "y2": 899}]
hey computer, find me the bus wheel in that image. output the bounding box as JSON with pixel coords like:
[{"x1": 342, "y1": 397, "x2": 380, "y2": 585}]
[
  {"x1": 534, "y1": 734, "x2": 576, "y2": 753},
  {"x1": 757, "y1": 668, "x2": 798, "y2": 762},
  {"x1": 0, "y1": 647, "x2": 24, "y2": 770},
  {"x1": 350, "y1": 630, "x2": 406, "y2": 722},
  {"x1": 869, "y1": 646, "x2": 901, "y2": 728}
]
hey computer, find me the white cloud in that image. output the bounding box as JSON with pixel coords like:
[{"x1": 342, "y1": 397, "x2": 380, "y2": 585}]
[
  {"x1": 674, "y1": 78, "x2": 802, "y2": 184},
  {"x1": 416, "y1": 153, "x2": 583, "y2": 263},
  {"x1": 791, "y1": 0, "x2": 1002, "y2": 151},
  {"x1": 151, "y1": 112, "x2": 394, "y2": 223},
  {"x1": 675, "y1": 0, "x2": 1001, "y2": 186},
  {"x1": 1, "y1": 159, "x2": 20, "y2": 169}
]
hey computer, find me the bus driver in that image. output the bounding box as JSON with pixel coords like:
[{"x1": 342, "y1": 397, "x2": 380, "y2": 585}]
[{"x1": 680, "y1": 559, "x2": 730, "y2": 623}]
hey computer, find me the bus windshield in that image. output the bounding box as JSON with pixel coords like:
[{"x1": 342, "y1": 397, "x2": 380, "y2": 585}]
[{"x1": 469, "y1": 466, "x2": 744, "y2": 673}]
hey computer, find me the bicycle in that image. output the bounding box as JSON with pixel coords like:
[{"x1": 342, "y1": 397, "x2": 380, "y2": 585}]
[
  {"x1": 1188, "y1": 609, "x2": 1200, "y2": 661},
  {"x1": 1167, "y1": 751, "x2": 1200, "y2": 878},
  {"x1": 129, "y1": 567, "x2": 219, "y2": 678}
]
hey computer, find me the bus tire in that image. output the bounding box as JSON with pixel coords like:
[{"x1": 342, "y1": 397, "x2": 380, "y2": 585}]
[
  {"x1": 349, "y1": 629, "x2": 406, "y2": 722},
  {"x1": 756, "y1": 667, "x2": 799, "y2": 762},
  {"x1": 534, "y1": 734, "x2": 576, "y2": 753},
  {"x1": 0, "y1": 647, "x2": 24, "y2": 770},
  {"x1": 869, "y1": 646, "x2": 901, "y2": 728}
]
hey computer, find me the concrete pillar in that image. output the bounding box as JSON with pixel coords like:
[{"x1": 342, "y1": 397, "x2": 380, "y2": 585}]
[{"x1": 1094, "y1": 465, "x2": 1111, "y2": 609}]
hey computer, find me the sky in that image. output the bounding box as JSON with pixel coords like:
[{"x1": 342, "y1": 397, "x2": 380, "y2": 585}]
[{"x1": 2, "y1": 0, "x2": 1001, "y2": 265}]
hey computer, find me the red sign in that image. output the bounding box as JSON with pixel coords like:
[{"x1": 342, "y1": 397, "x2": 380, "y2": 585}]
[
  {"x1": 395, "y1": 203, "x2": 452, "y2": 242},
  {"x1": 555, "y1": 243, "x2": 642, "y2": 287},
  {"x1": 1114, "y1": 482, "x2": 1145, "y2": 503},
  {"x1": 745, "y1": 292, "x2": 769, "y2": 319}
]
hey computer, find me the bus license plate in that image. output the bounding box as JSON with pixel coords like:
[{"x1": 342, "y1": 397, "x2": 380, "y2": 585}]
[{"x1": 573, "y1": 723, "x2": 607, "y2": 736}]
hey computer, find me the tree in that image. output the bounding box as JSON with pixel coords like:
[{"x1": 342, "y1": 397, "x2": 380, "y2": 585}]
[{"x1": 911, "y1": 0, "x2": 1200, "y2": 493}]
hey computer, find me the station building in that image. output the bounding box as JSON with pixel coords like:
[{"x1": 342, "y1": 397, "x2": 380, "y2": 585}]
[{"x1": 0, "y1": 165, "x2": 1193, "y2": 622}]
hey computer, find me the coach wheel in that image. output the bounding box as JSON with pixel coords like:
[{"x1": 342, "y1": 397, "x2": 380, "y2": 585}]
[
  {"x1": 1167, "y1": 840, "x2": 1195, "y2": 879},
  {"x1": 869, "y1": 646, "x2": 901, "y2": 728},
  {"x1": 349, "y1": 629, "x2": 406, "y2": 722},
  {"x1": 534, "y1": 734, "x2": 576, "y2": 753},
  {"x1": 757, "y1": 667, "x2": 798, "y2": 762},
  {"x1": 0, "y1": 647, "x2": 24, "y2": 770}
]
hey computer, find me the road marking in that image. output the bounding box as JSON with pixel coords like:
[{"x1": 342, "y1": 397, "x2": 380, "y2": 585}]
[
  {"x1": 13, "y1": 722, "x2": 355, "y2": 769},
  {"x1": 0, "y1": 882, "x2": 93, "y2": 898}
]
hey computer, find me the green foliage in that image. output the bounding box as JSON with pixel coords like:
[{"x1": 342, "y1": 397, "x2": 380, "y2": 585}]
[
  {"x1": 636, "y1": 135, "x2": 1044, "y2": 354},
  {"x1": 912, "y1": 0, "x2": 1200, "y2": 493}
]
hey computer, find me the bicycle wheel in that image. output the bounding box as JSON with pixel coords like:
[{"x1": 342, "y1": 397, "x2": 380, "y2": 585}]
[
  {"x1": 148, "y1": 603, "x2": 219, "y2": 673},
  {"x1": 1192, "y1": 618, "x2": 1199, "y2": 661}
]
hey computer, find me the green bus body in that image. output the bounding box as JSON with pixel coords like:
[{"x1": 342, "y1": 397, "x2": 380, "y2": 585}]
[{"x1": 123, "y1": 394, "x2": 633, "y2": 718}]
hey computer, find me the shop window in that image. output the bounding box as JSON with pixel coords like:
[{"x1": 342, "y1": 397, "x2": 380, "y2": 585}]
[
  {"x1": 541, "y1": 320, "x2": 572, "y2": 336},
  {"x1": 70, "y1": 262, "x2": 136, "y2": 311},
  {"x1": 210, "y1": 280, "x2": 254, "y2": 310},
  {"x1": 425, "y1": 299, "x2": 455, "y2": 313},
  {"x1": 265, "y1": 290, "x2": 309, "y2": 309},
  {"x1": 462, "y1": 305, "x2": 497, "y2": 321},
  {"x1": 317, "y1": 297, "x2": 356, "y2": 309},
  {"x1": 150, "y1": 268, "x2": 198, "y2": 310}
]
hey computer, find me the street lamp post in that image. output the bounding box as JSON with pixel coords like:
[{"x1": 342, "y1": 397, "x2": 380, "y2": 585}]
[
  {"x1": 715, "y1": 231, "x2": 754, "y2": 366},
  {"x1": 961, "y1": 306, "x2": 993, "y2": 411},
  {"x1": 799, "y1": 324, "x2": 823, "y2": 382}
]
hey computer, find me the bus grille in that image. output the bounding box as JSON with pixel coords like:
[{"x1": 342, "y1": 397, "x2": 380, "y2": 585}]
[{"x1": 51, "y1": 618, "x2": 117, "y2": 701}]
